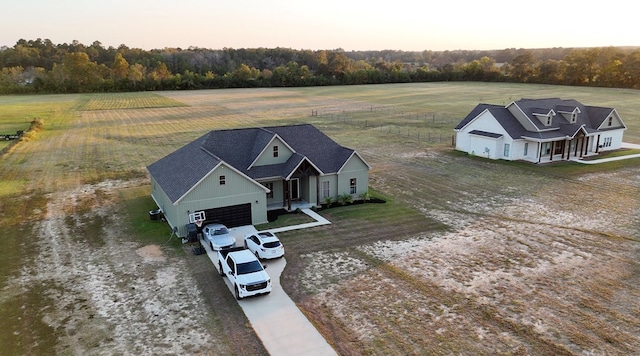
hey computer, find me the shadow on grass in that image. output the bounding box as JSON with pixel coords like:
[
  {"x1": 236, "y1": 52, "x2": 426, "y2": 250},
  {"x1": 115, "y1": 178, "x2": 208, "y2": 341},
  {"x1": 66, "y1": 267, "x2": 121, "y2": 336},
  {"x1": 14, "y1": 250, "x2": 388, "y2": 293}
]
[{"x1": 119, "y1": 186, "x2": 182, "y2": 249}]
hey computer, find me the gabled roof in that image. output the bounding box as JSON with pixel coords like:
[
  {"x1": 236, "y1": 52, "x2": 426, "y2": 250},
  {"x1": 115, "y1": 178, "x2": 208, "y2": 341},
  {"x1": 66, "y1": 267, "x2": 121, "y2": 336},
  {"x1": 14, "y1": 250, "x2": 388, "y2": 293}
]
[
  {"x1": 147, "y1": 133, "x2": 222, "y2": 203},
  {"x1": 147, "y1": 124, "x2": 367, "y2": 203},
  {"x1": 456, "y1": 98, "x2": 625, "y2": 142}
]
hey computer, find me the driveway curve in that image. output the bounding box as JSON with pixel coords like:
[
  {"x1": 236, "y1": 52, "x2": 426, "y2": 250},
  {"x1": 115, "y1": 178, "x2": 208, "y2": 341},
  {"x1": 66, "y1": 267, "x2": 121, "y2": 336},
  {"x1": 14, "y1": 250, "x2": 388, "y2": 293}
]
[{"x1": 202, "y1": 209, "x2": 337, "y2": 356}]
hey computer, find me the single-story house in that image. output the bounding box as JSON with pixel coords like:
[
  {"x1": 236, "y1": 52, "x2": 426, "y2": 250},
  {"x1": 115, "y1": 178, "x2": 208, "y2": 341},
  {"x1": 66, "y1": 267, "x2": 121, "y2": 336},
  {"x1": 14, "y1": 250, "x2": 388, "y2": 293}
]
[
  {"x1": 454, "y1": 98, "x2": 627, "y2": 163},
  {"x1": 147, "y1": 124, "x2": 371, "y2": 237}
]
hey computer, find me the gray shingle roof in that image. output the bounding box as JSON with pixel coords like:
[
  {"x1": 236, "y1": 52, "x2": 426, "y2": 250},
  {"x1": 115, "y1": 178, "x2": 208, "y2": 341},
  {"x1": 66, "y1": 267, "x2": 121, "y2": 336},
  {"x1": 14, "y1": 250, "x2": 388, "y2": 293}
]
[
  {"x1": 456, "y1": 98, "x2": 618, "y2": 141},
  {"x1": 147, "y1": 124, "x2": 362, "y2": 203},
  {"x1": 469, "y1": 130, "x2": 503, "y2": 138},
  {"x1": 147, "y1": 133, "x2": 221, "y2": 203}
]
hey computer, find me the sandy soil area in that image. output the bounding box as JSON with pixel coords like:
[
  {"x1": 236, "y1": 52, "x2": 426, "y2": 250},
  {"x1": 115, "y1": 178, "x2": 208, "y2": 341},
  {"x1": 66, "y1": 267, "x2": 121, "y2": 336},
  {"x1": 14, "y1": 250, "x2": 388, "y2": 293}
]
[{"x1": 6, "y1": 179, "x2": 223, "y2": 355}]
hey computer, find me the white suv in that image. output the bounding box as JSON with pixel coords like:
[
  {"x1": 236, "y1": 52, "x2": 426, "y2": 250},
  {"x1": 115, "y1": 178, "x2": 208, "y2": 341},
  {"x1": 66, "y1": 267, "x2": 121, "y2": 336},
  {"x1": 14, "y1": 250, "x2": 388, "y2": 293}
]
[{"x1": 243, "y1": 231, "x2": 285, "y2": 259}]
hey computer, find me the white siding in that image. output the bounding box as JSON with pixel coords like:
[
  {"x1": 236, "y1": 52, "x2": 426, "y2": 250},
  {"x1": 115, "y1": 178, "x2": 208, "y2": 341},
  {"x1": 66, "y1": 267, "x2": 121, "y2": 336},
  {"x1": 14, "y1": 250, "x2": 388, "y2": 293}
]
[
  {"x1": 598, "y1": 129, "x2": 626, "y2": 152},
  {"x1": 456, "y1": 110, "x2": 511, "y2": 160},
  {"x1": 510, "y1": 140, "x2": 538, "y2": 163}
]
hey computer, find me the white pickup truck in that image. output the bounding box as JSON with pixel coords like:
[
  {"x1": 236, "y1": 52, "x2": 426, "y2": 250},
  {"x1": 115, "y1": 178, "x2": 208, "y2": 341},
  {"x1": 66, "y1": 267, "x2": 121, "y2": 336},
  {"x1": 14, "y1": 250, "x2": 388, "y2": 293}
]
[{"x1": 217, "y1": 247, "x2": 272, "y2": 300}]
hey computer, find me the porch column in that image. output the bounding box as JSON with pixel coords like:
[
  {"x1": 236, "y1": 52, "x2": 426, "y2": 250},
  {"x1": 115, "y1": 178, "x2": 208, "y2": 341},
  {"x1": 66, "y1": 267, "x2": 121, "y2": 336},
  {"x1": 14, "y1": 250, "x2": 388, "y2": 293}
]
[
  {"x1": 584, "y1": 137, "x2": 590, "y2": 156},
  {"x1": 537, "y1": 143, "x2": 542, "y2": 163},
  {"x1": 580, "y1": 137, "x2": 585, "y2": 157},
  {"x1": 550, "y1": 141, "x2": 555, "y2": 161},
  {"x1": 315, "y1": 174, "x2": 320, "y2": 207},
  {"x1": 287, "y1": 180, "x2": 292, "y2": 211},
  {"x1": 595, "y1": 135, "x2": 601, "y2": 153},
  {"x1": 282, "y1": 179, "x2": 290, "y2": 210}
]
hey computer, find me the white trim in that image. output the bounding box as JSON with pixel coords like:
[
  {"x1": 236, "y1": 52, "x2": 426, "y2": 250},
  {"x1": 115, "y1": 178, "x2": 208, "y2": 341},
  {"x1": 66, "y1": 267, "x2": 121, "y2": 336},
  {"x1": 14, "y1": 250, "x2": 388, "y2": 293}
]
[
  {"x1": 453, "y1": 108, "x2": 489, "y2": 132},
  {"x1": 284, "y1": 156, "x2": 325, "y2": 180},
  {"x1": 596, "y1": 109, "x2": 628, "y2": 130},
  {"x1": 174, "y1": 161, "x2": 269, "y2": 205},
  {"x1": 507, "y1": 101, "x2": 542, "y2": 131},
  {"x1": 337, "y1": 151, "x2": 372, "y2": 174},
  {"x1": 247, "y1": 133, "x2": 297, "y2": 170}
]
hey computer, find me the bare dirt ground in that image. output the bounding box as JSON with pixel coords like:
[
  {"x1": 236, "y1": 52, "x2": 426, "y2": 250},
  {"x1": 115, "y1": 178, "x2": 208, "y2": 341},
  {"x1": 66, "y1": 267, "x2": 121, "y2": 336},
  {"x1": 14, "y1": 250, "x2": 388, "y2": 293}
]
[
  {"x1": 282, "y1": 150, "x2": 640, "y2": 355},
  {"x1": 13, "y1": 156, "x2": 638, "y2": 355},
  {"x1": 3, "y1": 178, "x2": 266, "y2": 355},
  {"x1": 2, "y1": 87, "x2": 639, "y2": 355}
]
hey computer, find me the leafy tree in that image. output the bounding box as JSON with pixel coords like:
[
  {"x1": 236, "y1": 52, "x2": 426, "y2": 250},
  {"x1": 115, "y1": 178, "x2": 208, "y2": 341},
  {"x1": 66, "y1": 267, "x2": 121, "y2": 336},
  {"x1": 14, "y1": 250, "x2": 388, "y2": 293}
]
[
  {"x1": 508, "y1": 51, "x2": 537, "y2": 82},
  {"x1": 111, "y1": 53, "x2": 129, "y2": 80},
  {"x1": 622, "y1": 50, "x2": 640, "y2": 88},
  {"x1": 50, "y1": 52, "x2": 103, "y2": 92},
  {"x1": 536, "y1": 59, "x2": 565, "y2": 84}
]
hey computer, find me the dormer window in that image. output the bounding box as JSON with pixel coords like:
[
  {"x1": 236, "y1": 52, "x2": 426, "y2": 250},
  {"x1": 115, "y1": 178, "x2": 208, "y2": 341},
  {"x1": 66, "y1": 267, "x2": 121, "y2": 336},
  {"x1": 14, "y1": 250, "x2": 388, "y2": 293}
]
[
  {"x1": 571, "y1": 112, "x2": 577, "y2": 123},
  {"x1": 608, "y1": 117, "x2": 613, "y2": 126},
  {"x1": 273, "y1": 145, "x2": 279, "y2": 157},
  {"x1": 533, "y1": 109, "x2": 555, "y2": 127}
]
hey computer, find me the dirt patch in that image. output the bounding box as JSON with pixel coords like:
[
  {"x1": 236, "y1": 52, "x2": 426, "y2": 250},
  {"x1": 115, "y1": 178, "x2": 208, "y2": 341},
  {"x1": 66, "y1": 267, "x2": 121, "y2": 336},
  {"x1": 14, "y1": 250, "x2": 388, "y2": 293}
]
[
  {"x1": 282, "y1": 159, "x2": 640, "y2": 355},
  {"x1": 4, "y1": 180, "x2": 239, "y2": 355},
  {"x1": 136, "y1": 244, "x2": 167, "y2": 263}
]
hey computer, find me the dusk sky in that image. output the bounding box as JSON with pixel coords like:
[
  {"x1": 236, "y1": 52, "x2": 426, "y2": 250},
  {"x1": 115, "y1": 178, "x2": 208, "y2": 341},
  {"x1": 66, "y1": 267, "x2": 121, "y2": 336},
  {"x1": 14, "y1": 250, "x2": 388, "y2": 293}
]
[{"x1": 2, "y1": 0, "x2": 637, "y2": 51}]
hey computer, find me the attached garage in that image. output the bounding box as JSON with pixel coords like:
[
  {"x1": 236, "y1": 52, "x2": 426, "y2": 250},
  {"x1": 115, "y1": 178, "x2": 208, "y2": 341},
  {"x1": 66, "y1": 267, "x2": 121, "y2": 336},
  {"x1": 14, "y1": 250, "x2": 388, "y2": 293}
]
[
  {"x1": 467, "y1": 130, "x2": 503, "y2": 160},
  {"x1": 147, "y1": 124, "x2": 370, "y2": 237},
  {"x1": 202, "y1": 203, "x2": 252, "y2": 228}
]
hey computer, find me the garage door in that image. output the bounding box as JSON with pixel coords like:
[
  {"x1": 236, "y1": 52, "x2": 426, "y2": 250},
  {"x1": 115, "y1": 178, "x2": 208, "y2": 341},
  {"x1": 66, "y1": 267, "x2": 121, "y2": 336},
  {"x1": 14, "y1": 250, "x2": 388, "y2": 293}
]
[{"x1": 202, "y1": 203, "x2": 252, "y2": 228}]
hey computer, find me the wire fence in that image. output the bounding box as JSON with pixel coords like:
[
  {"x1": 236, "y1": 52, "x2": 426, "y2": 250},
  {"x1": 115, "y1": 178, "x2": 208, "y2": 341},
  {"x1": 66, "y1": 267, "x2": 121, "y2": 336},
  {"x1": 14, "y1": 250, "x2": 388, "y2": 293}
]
[{"x1": 311, "y1": 106, "x2": 458, "y2": 144}]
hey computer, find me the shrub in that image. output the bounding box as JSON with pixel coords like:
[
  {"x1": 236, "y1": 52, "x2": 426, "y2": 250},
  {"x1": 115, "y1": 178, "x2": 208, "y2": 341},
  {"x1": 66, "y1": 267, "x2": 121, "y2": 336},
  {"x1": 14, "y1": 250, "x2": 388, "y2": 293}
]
[
  {"x1": 338, "y1": 193, "x2": 353, "y2": 205},
  {"x1": 324, "y1": 196, "x2": 333, "y2": 206}
]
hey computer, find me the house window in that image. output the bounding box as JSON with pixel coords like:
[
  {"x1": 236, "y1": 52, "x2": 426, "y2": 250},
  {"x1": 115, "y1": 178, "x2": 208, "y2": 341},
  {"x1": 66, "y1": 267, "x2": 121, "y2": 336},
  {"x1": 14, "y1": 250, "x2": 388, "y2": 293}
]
[
  {"x1": 546, "y1": 116, "x2": 552, "y2": 125},
  {"x1": 524, "y1": 142, "x2": 529, "y2": 156},
  {"x1": 603, "y1": 137, "x2": 612, "y2": 147},
  {"x1": 273, "y1": 145, "x2": 279, "y2": 157},
  {"x1": 542, "y1": 142, "x2": 551, "y2": 155},
  {"x1": 608, "y1": 117, "x2": 613, "y2": 126},
  {"x1": 503, "y1": 143, "x2": 510, "y2": 157},
  {"x1": 264, "y1": 182, "x2": 273, "y2": 199},
  {"x1": 571, "y1": 113, "x2": 577, "y2": 123},
  {"x1": 322, "y1": 181, "x2": 330, "y2": 198},
  {"x1": 219, "y1": 175, "x2": 226, "y2": 185},
  {"x1": 349, "y1": 178, "x2": 357, "y2": 194}
]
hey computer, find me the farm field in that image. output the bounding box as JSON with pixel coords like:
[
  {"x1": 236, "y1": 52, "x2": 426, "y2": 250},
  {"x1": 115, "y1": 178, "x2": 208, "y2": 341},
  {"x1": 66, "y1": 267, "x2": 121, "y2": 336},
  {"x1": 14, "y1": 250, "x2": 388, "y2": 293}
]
[{"x1": 1, "y1": 82, "x2": 639, "y2": 355}]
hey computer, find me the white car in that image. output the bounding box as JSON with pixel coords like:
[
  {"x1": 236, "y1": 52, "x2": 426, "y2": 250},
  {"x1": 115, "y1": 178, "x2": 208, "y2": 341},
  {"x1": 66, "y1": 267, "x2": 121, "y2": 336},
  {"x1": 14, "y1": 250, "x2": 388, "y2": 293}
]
[
  {"x1": 202, "y1": 223, "x2": 235, "y2": 251},
  {"x1": 244, "y1": 231, "x2": 285, "y2": 259}
]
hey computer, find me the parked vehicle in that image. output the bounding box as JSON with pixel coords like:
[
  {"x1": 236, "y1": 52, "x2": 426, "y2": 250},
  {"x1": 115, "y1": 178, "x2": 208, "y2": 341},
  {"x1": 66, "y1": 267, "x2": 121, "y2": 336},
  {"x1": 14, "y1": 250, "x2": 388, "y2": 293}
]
[
  {"x1": 244, "y1": 231, "x2": 285, "y2": 259},
  {"x1": 218, "y1": 247, "x2": 271, "y2": 299},
  {"x1": 202, "y1": 223, "x2": 235, "y2": 251}
]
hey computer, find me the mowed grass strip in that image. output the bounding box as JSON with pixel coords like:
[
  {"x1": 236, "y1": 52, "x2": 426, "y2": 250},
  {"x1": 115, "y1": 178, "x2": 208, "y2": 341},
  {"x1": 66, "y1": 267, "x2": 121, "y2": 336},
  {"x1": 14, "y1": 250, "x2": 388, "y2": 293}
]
[
  {"x1": 1, "y1": 83, "x2": 640, "y2": 354},
  {"x1": 77, "y1": 92, "x2": 188, "y2": 111}
]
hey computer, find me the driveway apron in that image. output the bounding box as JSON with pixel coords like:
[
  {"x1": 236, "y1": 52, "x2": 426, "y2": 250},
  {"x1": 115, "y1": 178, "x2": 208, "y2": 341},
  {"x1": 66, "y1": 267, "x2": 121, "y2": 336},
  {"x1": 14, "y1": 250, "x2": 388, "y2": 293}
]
[{"x1": 202, "y1": 210, "x2": 337, "y2": 356}]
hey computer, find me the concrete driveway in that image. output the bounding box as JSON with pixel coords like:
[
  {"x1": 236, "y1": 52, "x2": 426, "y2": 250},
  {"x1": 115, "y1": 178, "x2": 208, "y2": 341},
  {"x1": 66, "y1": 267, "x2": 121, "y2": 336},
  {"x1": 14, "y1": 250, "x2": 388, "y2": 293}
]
[{"x1": 201, "y1": 210, "x2": 337, "y2": 356}]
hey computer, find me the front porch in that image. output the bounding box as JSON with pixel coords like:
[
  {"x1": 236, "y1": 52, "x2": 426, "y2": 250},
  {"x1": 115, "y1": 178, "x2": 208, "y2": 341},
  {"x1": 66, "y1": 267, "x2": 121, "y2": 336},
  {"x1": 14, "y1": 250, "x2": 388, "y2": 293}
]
[
  {"x1": 267, "y1": 199, "x2": 315, "y2": 212},
  {"x1": 535, "y1": 133, "x2": 600, "y2": 164}
]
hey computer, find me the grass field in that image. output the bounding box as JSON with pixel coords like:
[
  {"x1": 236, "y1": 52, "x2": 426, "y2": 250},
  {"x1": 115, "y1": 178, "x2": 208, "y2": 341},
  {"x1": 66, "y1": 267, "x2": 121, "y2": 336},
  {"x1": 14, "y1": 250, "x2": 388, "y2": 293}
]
[{"x1": 1, "y1": 82, "x2": 639, "y2": 355}]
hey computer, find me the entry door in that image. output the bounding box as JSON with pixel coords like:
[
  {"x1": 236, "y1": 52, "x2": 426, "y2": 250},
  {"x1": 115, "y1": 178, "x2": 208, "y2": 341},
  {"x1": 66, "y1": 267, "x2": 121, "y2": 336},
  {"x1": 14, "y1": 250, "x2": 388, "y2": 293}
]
[{"x1": 290, "y1": 178, "x2": 300, "y2": 200}]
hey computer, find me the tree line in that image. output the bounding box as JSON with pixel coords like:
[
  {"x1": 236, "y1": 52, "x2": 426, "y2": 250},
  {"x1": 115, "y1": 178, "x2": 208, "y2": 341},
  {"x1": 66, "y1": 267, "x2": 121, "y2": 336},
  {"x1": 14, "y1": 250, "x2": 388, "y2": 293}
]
[{"x1": 1, "y1": 38, "x2": 640, "y2": 94}]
